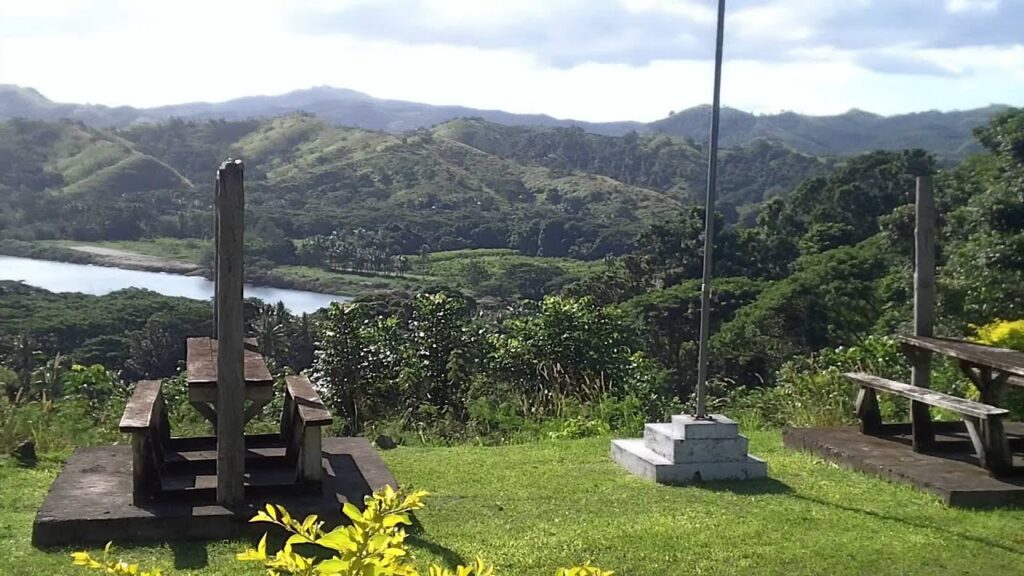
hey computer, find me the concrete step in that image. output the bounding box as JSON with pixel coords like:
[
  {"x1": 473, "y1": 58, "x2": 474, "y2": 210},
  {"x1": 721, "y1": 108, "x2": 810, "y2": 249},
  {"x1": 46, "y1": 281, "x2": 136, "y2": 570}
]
[
  {"x1": 612, "y1": 438, "x2": 768, "y2": 485},
  {"x1": 642, "y1": 423, "x2": 751, "y2": 463},
  {"x1": 671, "y1": 414, "x2": 738, "y2": 439}
]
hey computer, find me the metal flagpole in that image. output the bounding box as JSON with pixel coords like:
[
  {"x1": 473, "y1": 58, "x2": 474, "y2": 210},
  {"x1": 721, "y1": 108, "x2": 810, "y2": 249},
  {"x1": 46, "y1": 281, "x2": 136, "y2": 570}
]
[{"x1": 694, "y1": 0, "x2": 726, "y2": 420}]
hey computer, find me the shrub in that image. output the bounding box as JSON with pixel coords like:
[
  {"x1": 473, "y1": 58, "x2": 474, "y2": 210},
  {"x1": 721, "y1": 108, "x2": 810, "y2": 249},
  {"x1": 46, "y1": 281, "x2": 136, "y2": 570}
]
[
  {"x1": 237, "y1": 486, "x2": 612, "y2": 576},
  {"x1": 974, "y1": 319, "x2": 1024, "y2": 351},
  {"x1": 73, "y1": 488, "x2": 613, "y2": 576},
  {"x1": 724, "y1": 335, "x2": 967, "y2": 428},
  {"x1": 974, "y1": 319, "x2": 1024, "y2": 418}
]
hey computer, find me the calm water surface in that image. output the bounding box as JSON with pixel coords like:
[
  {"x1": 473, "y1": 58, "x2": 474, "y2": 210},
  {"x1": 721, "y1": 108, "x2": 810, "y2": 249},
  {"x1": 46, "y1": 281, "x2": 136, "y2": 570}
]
[{"x1": 0, "y1": 255, "x2": 350, "y2": 314}]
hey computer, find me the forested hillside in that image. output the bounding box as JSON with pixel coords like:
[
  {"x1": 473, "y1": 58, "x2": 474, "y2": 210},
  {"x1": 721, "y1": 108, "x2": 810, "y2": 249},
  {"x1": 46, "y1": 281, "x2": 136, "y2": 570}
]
[
  {"x1": 0, "y1": 115, "x2": 829, "y2": 259},
  {"x1": 646, "y1": 105, "x2": 1009, "y2": 159}
]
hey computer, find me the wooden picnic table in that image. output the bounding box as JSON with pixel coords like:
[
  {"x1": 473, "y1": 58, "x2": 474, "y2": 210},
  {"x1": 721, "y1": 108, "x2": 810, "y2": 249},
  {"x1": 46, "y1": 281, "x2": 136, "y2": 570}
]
[
  {"x1": 898, "y1": 335, "x2": 1024, "y2": 407},
  {"x1": 186, "y1": 336, "x2": 275, "y2": 425},
  {"x1": 897, "y1": 335, "x2": 1022, "y2": 475}
]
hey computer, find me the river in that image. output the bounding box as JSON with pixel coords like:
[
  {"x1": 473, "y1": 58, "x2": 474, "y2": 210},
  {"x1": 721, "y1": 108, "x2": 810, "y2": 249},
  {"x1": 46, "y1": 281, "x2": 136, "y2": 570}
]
[{"x1": 0, "y1": 255, "x2": 351, "y2": 314}]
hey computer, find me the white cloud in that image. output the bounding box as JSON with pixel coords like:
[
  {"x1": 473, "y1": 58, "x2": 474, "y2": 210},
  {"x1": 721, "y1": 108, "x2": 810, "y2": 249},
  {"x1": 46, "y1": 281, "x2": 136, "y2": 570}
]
[
  {"x1": 0, "y1": 0, "x2": 1021, "y2": 120},
  {"x1": 946, "y1": 0, "x2": 1000, "y2": 13}
]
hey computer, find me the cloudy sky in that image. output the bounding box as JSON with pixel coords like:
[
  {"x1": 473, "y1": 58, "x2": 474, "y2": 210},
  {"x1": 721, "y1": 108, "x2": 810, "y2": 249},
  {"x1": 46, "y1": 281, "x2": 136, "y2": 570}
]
[{"x1": 0, "y1": 0, "x2": 1022, "y2": 122}]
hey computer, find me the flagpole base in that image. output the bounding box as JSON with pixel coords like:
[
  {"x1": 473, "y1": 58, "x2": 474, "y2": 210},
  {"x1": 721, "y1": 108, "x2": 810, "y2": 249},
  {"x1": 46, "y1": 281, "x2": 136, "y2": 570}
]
[{"x1": 611, "y1": 414, "x2": 767, "y2": 484}]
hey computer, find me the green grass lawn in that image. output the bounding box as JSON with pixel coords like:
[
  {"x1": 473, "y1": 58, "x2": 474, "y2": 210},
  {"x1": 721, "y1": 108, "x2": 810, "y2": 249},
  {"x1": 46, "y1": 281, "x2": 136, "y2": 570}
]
[
  {"x1": 2, "y1": 431, "x2": 1022, "y2": 575},
  {"x1": 413, "y1": 249, "x2": 601, "y2": 277}
]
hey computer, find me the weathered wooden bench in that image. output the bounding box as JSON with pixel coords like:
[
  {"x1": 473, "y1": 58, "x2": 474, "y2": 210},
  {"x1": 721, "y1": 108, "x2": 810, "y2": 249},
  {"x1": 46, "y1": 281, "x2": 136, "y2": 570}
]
[
  {"x1": 118, "y1": 380, "x2": 170, "y2": 504},
  {"x1": 846, "y1": 372, "x2": 1012, "y2": 475},
  {"x1": 281, "y1": 375, "x2": 333, "y2": 485},
  {"x1": 120, "y1": 372, "x2": 334, "y2": 501}
]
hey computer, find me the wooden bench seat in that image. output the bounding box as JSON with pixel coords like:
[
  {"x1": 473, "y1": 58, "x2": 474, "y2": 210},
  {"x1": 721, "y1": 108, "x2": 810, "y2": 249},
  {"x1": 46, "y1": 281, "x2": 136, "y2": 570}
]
[
  {"x1": 281, "y1": 375, "x2": 333, "y2": 485},
  {"x1": 119, "y1": 380, "x2": 170, "y2": 504},
  {"x1": 845, "y1": 372, "x2": 1012, "y2": 475}
]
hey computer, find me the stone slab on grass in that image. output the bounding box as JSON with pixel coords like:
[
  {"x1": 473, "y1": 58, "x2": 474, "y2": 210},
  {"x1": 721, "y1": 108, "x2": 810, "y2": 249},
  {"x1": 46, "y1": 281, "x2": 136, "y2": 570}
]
[
  {"x1": 32, "y1": 437, "x2": 396, "y2": 547},
  {"x1": 612, "y1": 439, "x2": 767, "y2": 484}
]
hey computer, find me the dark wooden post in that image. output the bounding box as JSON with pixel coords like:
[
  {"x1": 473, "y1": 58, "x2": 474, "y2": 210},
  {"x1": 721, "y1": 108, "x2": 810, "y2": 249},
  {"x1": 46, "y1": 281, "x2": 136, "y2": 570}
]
[
  {"x1": 910, "y1": 175, "x2": 935, "y2": 450},
  {"x1": 215, "y1": 159, "x2": 245, "y2": 504},
  {"x1": 213, "y1": 178, "x2": 220, "y2": 337}
]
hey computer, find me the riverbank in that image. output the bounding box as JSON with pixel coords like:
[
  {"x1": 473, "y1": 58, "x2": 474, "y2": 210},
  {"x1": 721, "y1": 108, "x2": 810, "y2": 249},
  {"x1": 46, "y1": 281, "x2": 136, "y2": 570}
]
[
  {"x1": 0, "y1": 239, "x2": 203, "y2": 275},
  {"x1": 0, "y1": 239, "x2": 420, "y2": 299},
  {"x1": 1, "y1": 238, "x2": 601, "y2": 301}
]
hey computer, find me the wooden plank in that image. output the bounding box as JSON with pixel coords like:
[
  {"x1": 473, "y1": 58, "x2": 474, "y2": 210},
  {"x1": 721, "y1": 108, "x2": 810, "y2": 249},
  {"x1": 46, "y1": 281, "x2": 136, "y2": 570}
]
[
  {"x1": 843, "y1": 373, "x2": 1009, "y2": 419},
  {"x1": 285, "y1": 375, "x2": 333, "y2": 426},
  {"x1": 215, "y1": 158, "x2": 246, "y2": 505},
  {"x1": 983, "y1": 417, "x2": 1013, "y2": 476},
  {"x1": 899, "y1": 335, "x2": 1024, "y2": 379},
  {"x1": 301, "y1": 426, "x2": 323, "y2": 484},
  {"x1": 963, "y1": 416, "x2": 987, "y2": 467},
  {"x1": 167, "y1": 433, "x2": 282, "y2": 452},
  {"x1": 189, "y1": 382, "x2": 273, "y2": 403},
  {"x1": 155, "y1": 392, "x2": 171, "y2": 445},
  {"x1": 243, "y1": 396, "x2": 273, "y2": 423},
  {"x1": 186, "y1": 337, "x2": 272, "y2": 387},
  {"x1": 131, "y1": 434, "x2": 152, "y2": 505},
  {"x1": 189, "y1": 401, "x2": 218, "y2": 427},
  {"x1": 854, "y1": 387, "x2": 882, "y2": 434},
  {"x1": 119, "y1": 380, "x2": 162, "y2": 432},
  {"x1": 280, "y1": 389, "x2": 295, "y2": 445}
]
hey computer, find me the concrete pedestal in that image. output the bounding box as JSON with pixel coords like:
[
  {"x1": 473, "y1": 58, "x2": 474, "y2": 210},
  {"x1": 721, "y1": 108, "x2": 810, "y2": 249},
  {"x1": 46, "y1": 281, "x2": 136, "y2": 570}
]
[{"x1": 611, "y1": 414, "x2": 767, "y2": 484}]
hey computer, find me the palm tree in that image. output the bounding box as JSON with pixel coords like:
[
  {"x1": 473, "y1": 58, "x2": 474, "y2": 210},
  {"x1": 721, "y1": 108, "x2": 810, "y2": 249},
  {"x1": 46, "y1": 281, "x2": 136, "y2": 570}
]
[{"x1": 251, "y1": 306, "x2": 288, "y2": 362}]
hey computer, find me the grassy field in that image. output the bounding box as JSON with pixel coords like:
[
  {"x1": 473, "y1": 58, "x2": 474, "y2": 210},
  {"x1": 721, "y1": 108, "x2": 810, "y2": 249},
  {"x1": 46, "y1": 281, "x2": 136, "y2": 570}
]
[
  {"x1": 413, "y1": 248, "x2": 601, "y2": 277},
  {"x1": 2, "y1": 431, "x2": 1022, "y2": 576},
  {"x1": 60, "y1": 238, "x2": 211, "y2": 263},
  {"x1": 265, "y1": 265, "x2": 423, "y2": 296}
]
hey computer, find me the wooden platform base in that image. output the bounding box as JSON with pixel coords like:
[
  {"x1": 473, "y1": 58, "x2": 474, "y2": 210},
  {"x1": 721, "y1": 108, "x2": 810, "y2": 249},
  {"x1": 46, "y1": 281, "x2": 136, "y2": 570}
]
[
  {"x1": 32, "y1": 437, "x2": 396, "y2": 547},
  {"x1": 784, "y1": 424, "x2": 1024, "y2": 508}
]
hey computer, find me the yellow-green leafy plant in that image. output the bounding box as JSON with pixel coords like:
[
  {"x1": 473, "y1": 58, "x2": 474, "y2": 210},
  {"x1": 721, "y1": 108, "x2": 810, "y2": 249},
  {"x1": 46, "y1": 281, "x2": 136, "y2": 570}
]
[
  {"x1": 973, "y1": 319, "x2": 1024, "y2": 417},
  {"x1": 71, "y1": 542, "x2": 162, "y2": 576},
  {"x1": 238, "y1": 486, "x2": 612, "y2": 576},
  {"x1": 974, "y1": 319, "x2": 1024, "y2": 351},
  {"x1": 238, "y1": 484, "x2": 428, "y2": 576}
]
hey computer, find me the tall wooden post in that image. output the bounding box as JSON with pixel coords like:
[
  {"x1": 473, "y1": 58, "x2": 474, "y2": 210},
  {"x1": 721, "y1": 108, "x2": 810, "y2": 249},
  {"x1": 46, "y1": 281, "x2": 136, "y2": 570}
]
[
  {"x1": 215, "y1": 159, "x2": 245, "y2": 504},
  {"x1": 213, "y1": 178, "x2": 220, "y2": 337},
  {"x1": 212, "y1": 177, "x2": 221, "y2": 334},
  {"x1": 911, "y1": 175, "x2": 935, "y2": 451}
]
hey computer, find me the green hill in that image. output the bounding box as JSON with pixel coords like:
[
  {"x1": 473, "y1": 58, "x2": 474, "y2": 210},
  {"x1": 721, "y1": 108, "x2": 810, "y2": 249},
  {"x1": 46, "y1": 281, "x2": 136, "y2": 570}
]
[{"x1": 1, "y1": 114, "x2": 828, "y2": 256}]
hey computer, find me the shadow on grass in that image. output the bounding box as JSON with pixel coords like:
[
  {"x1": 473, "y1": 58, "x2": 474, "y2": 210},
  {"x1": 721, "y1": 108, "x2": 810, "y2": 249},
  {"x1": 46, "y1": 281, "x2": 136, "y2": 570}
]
[
  {"x1": 695, "y1": 476, "x2": 793, "y2": 496},
  {"x1": 407, "y1": 514, "x2": 467, "y2": 569},
  {"x1": 795, "y1": 494, "x2": 1024, "y2": 555},
  {"x1": 406, "y1": 534, "x2": 468, "y2": 570},
  {"x1": 169, "y1": 541, "x2": 209, "y2": 570}
]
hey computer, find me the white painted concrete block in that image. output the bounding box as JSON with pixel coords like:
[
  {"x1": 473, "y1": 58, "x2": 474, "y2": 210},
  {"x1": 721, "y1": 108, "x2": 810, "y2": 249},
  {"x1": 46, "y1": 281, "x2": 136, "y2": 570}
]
[
  {"x1": 611, "y1": 438, "x2": 768, "y2": 485},
  {"x1": 613, "y1": 413, "x2": 768, "y2": 485},
  {"x1": 671, "y1": 414, "x2": 739, "y2": 439},
  {"x1": 643, "y1": 423, "x2": 750, "y2": 462}
]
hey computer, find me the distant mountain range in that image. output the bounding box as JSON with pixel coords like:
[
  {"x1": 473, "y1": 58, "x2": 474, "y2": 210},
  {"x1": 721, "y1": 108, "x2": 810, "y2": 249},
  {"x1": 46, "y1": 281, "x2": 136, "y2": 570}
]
[{"x1": 0, "y1": 85, "x2": 1012, "y2": 159}]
